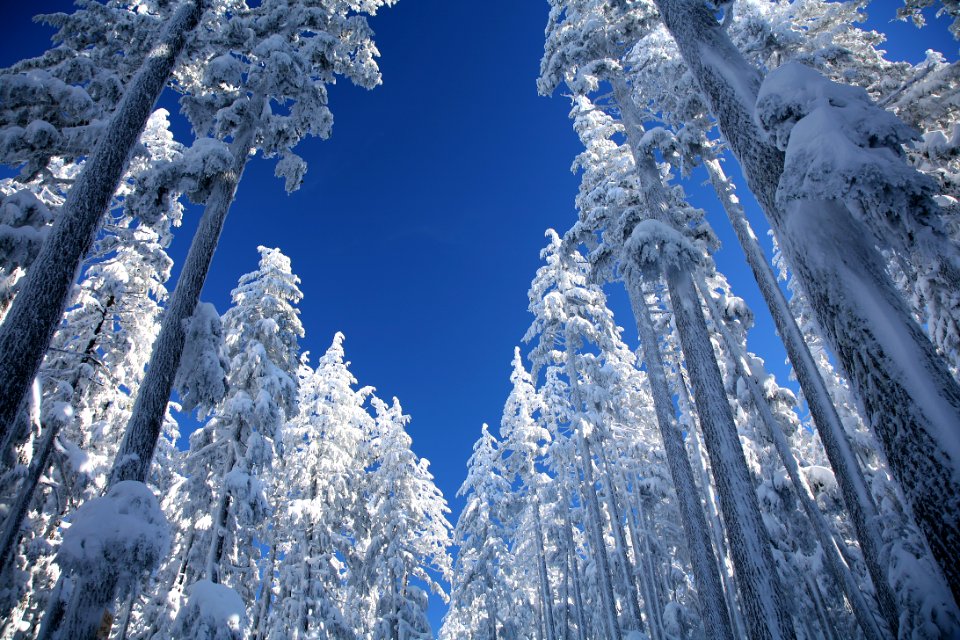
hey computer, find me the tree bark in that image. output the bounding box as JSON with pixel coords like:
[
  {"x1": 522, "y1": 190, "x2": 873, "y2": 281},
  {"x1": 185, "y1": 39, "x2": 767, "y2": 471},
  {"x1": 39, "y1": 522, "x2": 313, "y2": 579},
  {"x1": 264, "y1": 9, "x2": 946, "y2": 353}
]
[
  {"x1": 613, "y1": 78, "x2": 794, "y2": 640},
  {"x1": 109, "y1": 111, "x2": 258, "y2": 486},
  {"x1": 697, "y1": 273, "x2": 888, "y2": 640}
]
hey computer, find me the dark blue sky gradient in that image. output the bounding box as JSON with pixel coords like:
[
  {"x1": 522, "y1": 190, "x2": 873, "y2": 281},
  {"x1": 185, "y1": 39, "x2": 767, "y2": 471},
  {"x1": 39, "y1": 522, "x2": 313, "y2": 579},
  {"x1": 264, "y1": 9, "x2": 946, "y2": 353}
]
[{"x1": 1, "y1": 0, "x2": 956, "y2": 631}]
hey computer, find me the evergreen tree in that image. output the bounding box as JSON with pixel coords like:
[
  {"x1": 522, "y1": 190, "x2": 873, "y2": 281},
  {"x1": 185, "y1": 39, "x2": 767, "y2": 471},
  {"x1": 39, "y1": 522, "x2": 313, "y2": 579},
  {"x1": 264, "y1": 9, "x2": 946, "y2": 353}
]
[
  {"x1": 444, "y1": 424, "x2": 512, "y2": 640},
  {"x1": 648, "y1": 0, "x2": 960, "y2": 603},
  {"x1": 362, "y1": 395, "x2": 452, "y2": 640},
  {"x1": 111, "y1": 0, "x2": 399, "y2": 491},
  {"x1": 265, "y1": 333, "x2": 374, "y2": 639}
]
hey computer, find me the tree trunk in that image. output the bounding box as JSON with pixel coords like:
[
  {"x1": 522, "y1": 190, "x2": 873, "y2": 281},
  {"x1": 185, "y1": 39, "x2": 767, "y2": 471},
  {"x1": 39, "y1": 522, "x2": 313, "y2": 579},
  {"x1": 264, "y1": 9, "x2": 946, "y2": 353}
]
[
  {"x1": 560, "y1": 486, "x2": 589, "y2": 640},
  {"x1": 564, "y1": 337, "x2": 624, "y2": 640},
  {"x1": 703, "y1": 156, "x2": 900, "y2": 635},
  {"x1": 622, "y1": 478, "x2": 665, "y2": 640},
  {"x1": 109, "y1": 110, "x2": 259, "y2": 486},
  {"x1": 664, "y1": 266, "x2": 795, "y2": 640},
  {"x1": 0, "y1": 295, "x2": 115, "y2": 581},
  {"x1": 595, "y1": 441, "x2": 645, "y2": 633},
  {"x1": 252, "y1": 539, "x2": 276, "y2": 640},
  {"x1": 650, "y1": 0, "x2": 960, "y2": 602},
  {"x1": 624, "y1": 273, "x2": 735, "y2": 640},
  {"x1": 574, "y1": 434, "x2": 624, "y2": 640},
  {"x1": 205, "y1": 441, "x2": 238, "y2": 584},
  {"x1": 696, "y1": 273, "x2": 888, "y2": 640},
  {"x1": 0, "y1": 0, "x2": 204, "y2": 450},
  {"x1": 683, "y1": 395, "x2": 746, "y2": 639},
  {"x1": 613, "y1": 78, "x2": 794, "y2": 640}
]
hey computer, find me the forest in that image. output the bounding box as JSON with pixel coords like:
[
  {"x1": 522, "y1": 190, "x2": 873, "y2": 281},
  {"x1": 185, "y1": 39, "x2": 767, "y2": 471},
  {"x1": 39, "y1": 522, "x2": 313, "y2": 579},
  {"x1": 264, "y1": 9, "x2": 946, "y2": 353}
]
[{"x1": 0, "y1": 0, "x2": 959, "y2": 639}]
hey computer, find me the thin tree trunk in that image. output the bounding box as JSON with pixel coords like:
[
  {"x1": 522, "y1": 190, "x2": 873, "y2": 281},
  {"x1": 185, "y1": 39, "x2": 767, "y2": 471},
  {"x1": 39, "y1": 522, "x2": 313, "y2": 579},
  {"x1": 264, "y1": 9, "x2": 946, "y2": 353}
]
[
  {"x1": 36, "y1": 574, "x2": 68, "y2": 640},
  {"x1": 805, "y1": 575, "x2": 840, "y2": 640},
  {"x1": 664, "y1": 265, "x2": 795, "y2": 640},
  {"x1": 205, "y1": 440, "x2": 238, "y2": 584},
  {"x1": 687, "y1": 409, "x2": 746, "y2": 639},
  {"x1": 252, "y1": 539, "x2": 276, "y2": 640},
  {"x1": 533, "y1": 497, "x2": 558, "y2": 640},
  {"x1": 560, "y1": 487, "x2": 589, "y2": 640},
  {"x1": 0, "y1": 0, "x2": 204, "y2": 449},
  {"x1": 696, "y1": 274, "x2": 888, "y2": 640},
  {"x1": 624, "y1": 484, "x2": 665, "y2": 640},
  {"x1": 650, "y1": 0, "x2": 960, "y2": 602},
  {"x1": 0, "y1": 296, "x2": 115, "y2": 580},
  {"x1": 703, "y1": 156, "x2": 900, "y2": 635},
  {"x1": 624, "y1": 273, "x2": 735, "y2": 640},
  {"x1": 486, "y1": 586, "x2": 499, "y2": 640},
  {"x1": 671, "y1": 343, "x2": 747, "y2": 639},
  {"x1": 595, "y1": 441, "x2": 645, "y2": 633},
  {"x1": 565, "y1": 342, "x2": 624, "y2": 640},
  {"x1": 142, "y1": 529, "x2": 195, "y2": 639},
  {"x1": 115, "y1": 585, "x2": 137, "y2": 640},
  {"x1": 575, "y1": 434, "x2": 623, "y2": 640}
]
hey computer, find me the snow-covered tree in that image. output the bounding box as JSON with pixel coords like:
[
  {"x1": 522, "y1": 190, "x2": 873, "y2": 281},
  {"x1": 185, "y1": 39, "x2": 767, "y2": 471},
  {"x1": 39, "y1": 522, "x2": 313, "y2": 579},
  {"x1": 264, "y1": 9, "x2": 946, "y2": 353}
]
[
  {"x1": 133, "y1": 245, "x2": 303, "y2": 640},
  {"x1": 111, "y1": 0, "x2": 399, "y2": 492},
  {"x1": 444, "y1": 424, "x2": 513, "y2": 640},
  {"x1": 264, "y1": 333, "x2": 374, "y2": 639},
  {"x1": 647, "y1": 0, "x2": 960, "y2": 605},
  {"x1": 197, "y1": 245, "x2": 302, "y2": 592},
  {"x1": 0, "y1": 0, "x2": 205, "y2": 440},
  {"x1": 361, "y1": 396, "x2": 452, "y2": 640}
]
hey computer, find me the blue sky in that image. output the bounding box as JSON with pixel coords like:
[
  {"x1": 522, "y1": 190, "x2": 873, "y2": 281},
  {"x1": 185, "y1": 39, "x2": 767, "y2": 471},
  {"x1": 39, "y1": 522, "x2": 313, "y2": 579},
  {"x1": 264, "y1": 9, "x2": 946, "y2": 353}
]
[{"x1": 1, "y1": 0, "x2": 956, "y2": 632}]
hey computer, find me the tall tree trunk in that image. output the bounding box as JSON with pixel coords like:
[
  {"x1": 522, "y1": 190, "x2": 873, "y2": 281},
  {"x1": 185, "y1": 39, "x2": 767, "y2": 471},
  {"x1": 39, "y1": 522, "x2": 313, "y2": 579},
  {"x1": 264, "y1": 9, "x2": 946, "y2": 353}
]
[
  {"x1": 805, "y1": 575, "x2": 841, "y2": 640},
  {"x1": 683, "y1": 395, "x2": 746, "y2": 639},
  {"x1": 703, "y1": 156, "x2": 900, "y2": 635},
  {"x1": 613, "y1": 78, "x2": 794, "y2": 640},
  {"x1": 574, "y1": 434, "x2": 623, "y2": 640},
  {"x1": 622, "y1": 476, "x2": 665, "y2": 640},
  {"x1": 697, "y1": 274, "x2": 888, "y2": 640},
  {"x1": 564, "y1": 335, "x2": 624, "y2": 640},
  {"x1": 205, "y1": 438, "x2": 238, "y2": 584},
  {"x1": 252, "y1": 539, "x2": 276, "y2": 640},
  {"x1": 109, "y1": 106, "x2": 260, "y2": 486},
  {"x1": 650, "y1": 0, "x2": 960, "y2": 601},
  {"x1": 624, "y1": 273, "x2": 735, "y2": 640},
  {"x1": 664, "y1": 265, "x2": 795, "y2": 640},
  {"x1": 0, "y1": 0, "x2": 204, "y2": 449}
]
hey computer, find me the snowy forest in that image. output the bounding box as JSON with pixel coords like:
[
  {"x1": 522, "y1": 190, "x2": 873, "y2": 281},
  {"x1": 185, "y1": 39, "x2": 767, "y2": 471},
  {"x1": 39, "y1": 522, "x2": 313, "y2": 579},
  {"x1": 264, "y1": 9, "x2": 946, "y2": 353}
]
[{"x1": 0, "y1": 0, "x2": 959, "y2": 638}]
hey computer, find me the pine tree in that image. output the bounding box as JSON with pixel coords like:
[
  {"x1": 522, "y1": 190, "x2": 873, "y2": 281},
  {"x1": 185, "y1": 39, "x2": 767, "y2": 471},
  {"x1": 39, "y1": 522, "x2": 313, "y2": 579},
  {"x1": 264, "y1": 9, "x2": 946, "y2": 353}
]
[
  {"x1": 265, "y1": 333, "x2": 374, "y2": 639},
  {"x1": 444, "y1": 424, "x2": 513, "y2": 640},
  {"x1": 199, "y1": 245, "x2": 303, "y2": 595},
  {"x1": 362, "y1": 395, "x2": 452, "y2": 640}
]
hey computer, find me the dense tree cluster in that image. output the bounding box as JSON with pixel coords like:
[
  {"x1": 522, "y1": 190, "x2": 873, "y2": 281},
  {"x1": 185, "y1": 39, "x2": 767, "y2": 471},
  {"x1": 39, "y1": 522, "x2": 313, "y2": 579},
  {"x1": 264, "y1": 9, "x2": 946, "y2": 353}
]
[
  {"x1": 443, "y1": 0, "x2": 960, "y2": 639},
  {"x1": 0, "y1": 2, "x2": 455, "y2": 639},
  {"x1": 0, "y1": 0, "x2": 958, "y2": 639}
]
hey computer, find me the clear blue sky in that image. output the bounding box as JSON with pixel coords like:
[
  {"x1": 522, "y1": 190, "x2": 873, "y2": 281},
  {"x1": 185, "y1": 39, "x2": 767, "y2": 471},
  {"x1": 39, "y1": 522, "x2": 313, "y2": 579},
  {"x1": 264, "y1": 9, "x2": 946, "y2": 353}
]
[{"x1": 1, "y1": 0, "x2": 956, "y2": 632}]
